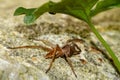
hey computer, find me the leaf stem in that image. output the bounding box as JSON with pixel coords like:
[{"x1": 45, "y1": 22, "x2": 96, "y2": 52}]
[{"x1": 87, "y1": 19, "x2": 120, "y2": 73}]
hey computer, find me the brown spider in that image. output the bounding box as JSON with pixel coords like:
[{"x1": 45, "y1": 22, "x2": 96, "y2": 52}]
[{"x1": 8, "y1": 38, "x2": 83, "y2": 77}]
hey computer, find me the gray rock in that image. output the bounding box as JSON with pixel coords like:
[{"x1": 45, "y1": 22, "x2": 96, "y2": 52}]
[{"x1": 0, "y1": 0, "x2": 120, "y2": 80}]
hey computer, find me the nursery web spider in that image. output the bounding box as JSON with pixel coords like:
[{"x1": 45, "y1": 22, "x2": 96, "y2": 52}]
[{"x1": 8, "y1": 38, "x2": 83, "y2": 77}]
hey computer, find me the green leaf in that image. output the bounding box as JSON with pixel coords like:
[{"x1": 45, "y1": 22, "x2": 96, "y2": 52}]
[
  {"x1": 24, "y1": 15, "x2": 35, "y2": 24},
  {"x1": 14, "y1": 0, "x2": 120, "y2": 23},
  {"x1": 14, "y1": 7, "x2": 36, "y2": 24},
  {"x1": 30, "y1": 0, "x2": 98, "y2": 23},
  {"x1": 14, "y1": 7, "x2": 36, "y2": 16},
  {"x1": 90, "y1": 0, "x2": 120, "y2": 16}
]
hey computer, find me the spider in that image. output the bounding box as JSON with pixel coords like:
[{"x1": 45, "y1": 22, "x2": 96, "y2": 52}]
[{"x1": 8, "y1": 38, "x2": 83, "y2": 77}]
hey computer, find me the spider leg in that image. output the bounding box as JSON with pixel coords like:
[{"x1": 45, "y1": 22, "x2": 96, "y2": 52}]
[
  {"x1": 46, "y1": 44, "x2": 63, "y2": 73},
  {"x1": 46, "y1": 47, "x2": 57, "y2": 73},
  {"x1": 32, "y1": 38, "x2": 55, "y2": 47},
  {"x1": 67, "y1": 38, "x2": 85, "y2": 43},
  {"x1": 64, "y1": 53, "x2": 77, "y2": 77},
  {"x1": 7, "y1": 45, "x2": 51, "y2": 51}
]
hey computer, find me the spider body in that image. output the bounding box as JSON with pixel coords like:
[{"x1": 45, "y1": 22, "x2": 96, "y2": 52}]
[{"x1": 8, "y1": 38, "x2": 83, "y2": 77}]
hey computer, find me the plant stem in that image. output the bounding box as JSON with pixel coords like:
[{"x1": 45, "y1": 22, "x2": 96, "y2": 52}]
[{"x1": 87, "y1": 19, "x2": 120, "y2": 73}]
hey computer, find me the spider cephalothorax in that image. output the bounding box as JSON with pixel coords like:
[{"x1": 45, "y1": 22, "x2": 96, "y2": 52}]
[{"x1": 8, "y1": 38, "x2": 83, "y2": 77}]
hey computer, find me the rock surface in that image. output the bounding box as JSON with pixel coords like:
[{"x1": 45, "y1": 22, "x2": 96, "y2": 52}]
[{"x1": 0, "y1": 0, "x2": 120, "y2": 80}]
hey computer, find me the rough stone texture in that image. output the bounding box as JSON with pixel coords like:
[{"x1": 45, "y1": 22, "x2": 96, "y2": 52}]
[{"x1": 0, "y1": 0, "x2": 120, "y2": 80}]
